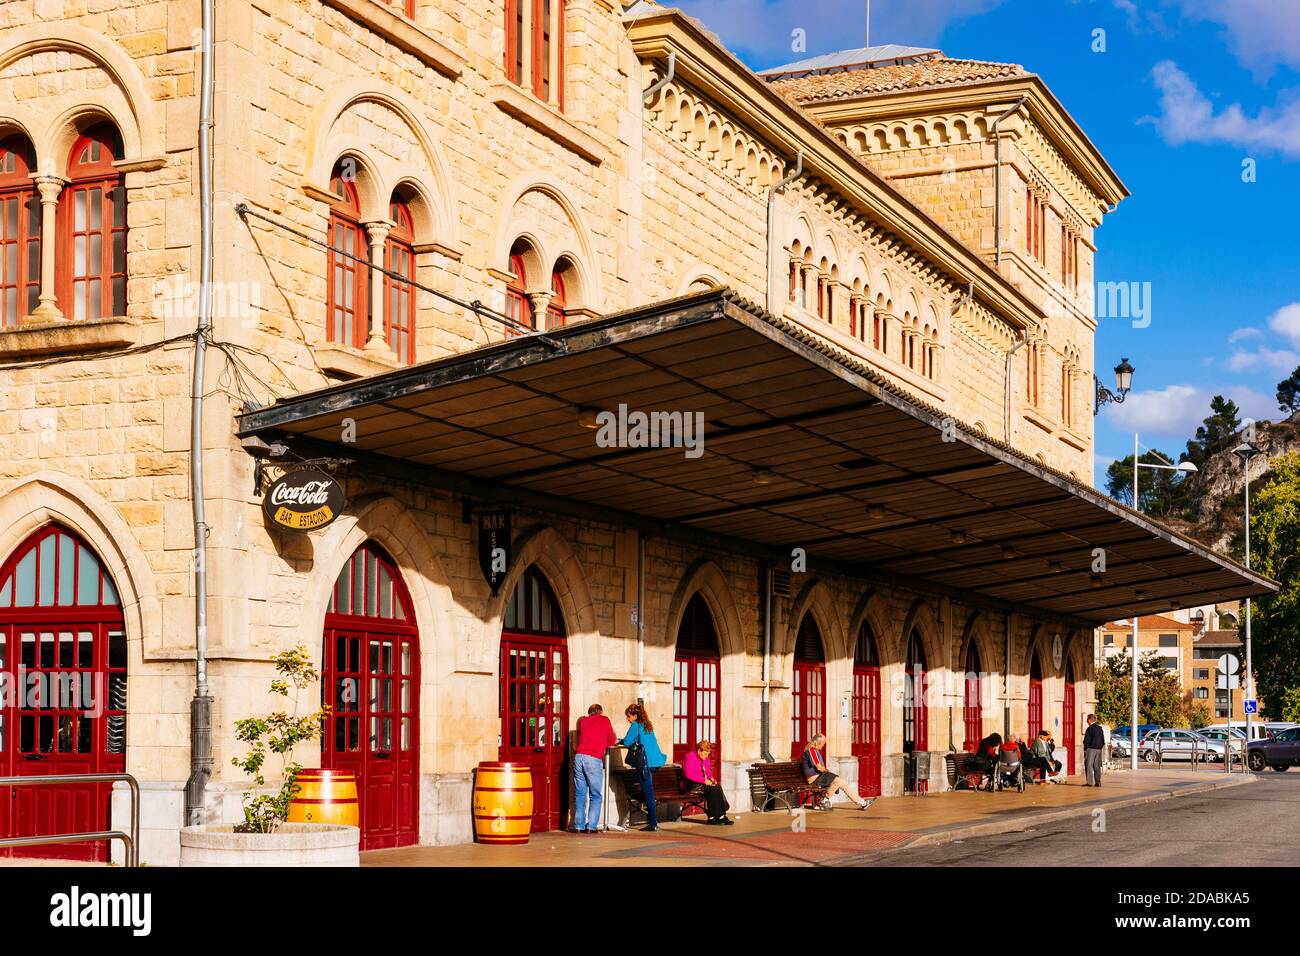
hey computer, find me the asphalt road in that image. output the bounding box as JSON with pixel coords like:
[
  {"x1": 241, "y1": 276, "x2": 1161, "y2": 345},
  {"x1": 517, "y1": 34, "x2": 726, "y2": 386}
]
[{"x1": 842, "y1": 771, "x2": 1300, "y2": 867}]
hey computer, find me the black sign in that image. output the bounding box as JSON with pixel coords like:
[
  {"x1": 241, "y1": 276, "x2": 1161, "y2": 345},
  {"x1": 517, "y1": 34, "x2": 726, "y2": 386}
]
[
  {"x1": 262, "y1": 468, "x2": 346, "y2": 532},
  {"x1": 478, "y1": 510, "x2": 511, "y2": 594}
]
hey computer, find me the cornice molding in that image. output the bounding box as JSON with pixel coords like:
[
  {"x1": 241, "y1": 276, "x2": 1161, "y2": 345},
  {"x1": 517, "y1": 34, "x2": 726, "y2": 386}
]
[{"x1": 321, "y1": 0, "x2": 465, "y2": 78}]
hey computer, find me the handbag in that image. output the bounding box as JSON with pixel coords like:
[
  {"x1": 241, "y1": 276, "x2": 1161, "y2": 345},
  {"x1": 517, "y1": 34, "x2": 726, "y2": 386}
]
[{"x1": 627, "y1": 741, "x2": 646, "y2": 771}]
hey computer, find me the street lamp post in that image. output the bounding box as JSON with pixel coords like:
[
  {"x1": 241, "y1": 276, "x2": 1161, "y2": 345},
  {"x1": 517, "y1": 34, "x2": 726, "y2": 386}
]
[
  {"x1": 1128, "y1": 436, "x2": 1198, "y2": 771},
  {"x1": 1233, "y1": 441, "x2": 1259, "y2": 752},
  {"x1": 1095, "y1": 357, "x2": 1135, "y2": 415}
]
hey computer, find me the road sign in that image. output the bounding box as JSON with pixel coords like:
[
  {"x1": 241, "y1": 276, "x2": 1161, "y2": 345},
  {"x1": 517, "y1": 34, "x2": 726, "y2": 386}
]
[
  {"x1": 1216, "y1": 653, "x2": 1239, "y2": 676},
  {"x1": 1244, "y1": 699, "x2": 1258, "y2": 715}
]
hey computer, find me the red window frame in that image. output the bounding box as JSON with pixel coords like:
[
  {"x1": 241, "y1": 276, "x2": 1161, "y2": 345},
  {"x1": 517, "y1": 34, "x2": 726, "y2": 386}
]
[
  {"x1": 0, "y1": 136, "x2": 40, "y2": 328},
  {"x1": 851, "y1": 622, "x2": 881, "y2": 797},
  {"x1": 58, "y1": 126, "x2": 125, "y2": 322},
  {"x1": 903, "y1": 629, "x2": 927, "y2": 752},
  {"x1": 788, "y1": 259, "x2": 798, "y2": 303},
  {"x1": 1028, "y1": 652, "x2": 1043, "y2": 738},
  {"x1": 546, "y1": 270, "x2": 566, "y2": 330},
  {"x1": 0, "y1": 524, "x2": 126, "y2": 862},
  {"x1": 327, "y1": 169, "x2": 368, "y2": 349},
  {"x1": 381, "y1": 0, "x2": 416, "y2": 17},
  {"x1": 962, "y1": 643, "x2": 982, "y2": 752},
  {"x1": 504, "y1": 253, "x2": 534, "y2": 336},
  {"x1": 383, "y1": 199, "x2": 416, "y2": 364},
  {"x1": 790, "y1": 614, "x2": 826, "y2": 759},
  {"x1": 1063, "y1": 661, "x2": 1076, "y2": 775},
  {"x1": 505, "y1": 0, "x2": 525, "y2": 85},
  {"x1": 872, "y1": 310, "x2": 881, "y2": 351},
  {"x1": 673, "y1": 595, "x2": 721, "y2": 772}
]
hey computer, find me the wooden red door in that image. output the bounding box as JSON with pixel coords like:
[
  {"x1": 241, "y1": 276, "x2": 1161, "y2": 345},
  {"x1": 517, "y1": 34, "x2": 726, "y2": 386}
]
[
  {"x1": 904, "y1": 629, "x2": 927, "y2": 792},
  {"x1": 322, "y1": 543, "x2": 419, "y2": 851},
  {"x1": 1063, "y1": 662, "x2": 1076, "y2": 775},
  {"x1": 673, "y1": 594, "x2": 720, "y2": 766},
  {"x1": 790, "y1": 614, "x2": 826, "y2": 759},
  {"x1": 962, "y1": 643, "x2": 982, "y2": 752},
  {"x1": 851, "y1": 622, "x2": 881, "y2": 797},
  {"x1": 1028, "y1": 652, "x2": 1043, "y2": 739},
  {"x1": 499, "y1": 568, "x2": 567, "y2": 833},
  {"x1": 0, "y1": 526, "x2": 126, "y2": 861}
]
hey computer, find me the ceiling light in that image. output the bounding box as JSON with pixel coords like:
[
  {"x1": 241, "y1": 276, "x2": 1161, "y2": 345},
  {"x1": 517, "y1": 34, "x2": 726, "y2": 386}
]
[
  {"x1": 577, "y1": 407, "x2": 602, "y2": 429},
  {"x1": 752, "y1": 468, "x2": 773, "y2": 485},
  {"x1": 1048, "y1": 560, "x2": 1063, "y2": 573},
  {"x1": 866, "y1": 505, "x2": 886, "y2": 519}
]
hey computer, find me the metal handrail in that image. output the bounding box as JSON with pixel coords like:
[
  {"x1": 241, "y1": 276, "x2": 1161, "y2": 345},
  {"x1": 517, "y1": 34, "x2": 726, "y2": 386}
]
[{"x1": 0, "y1": 772, "x2": 140, "y2": 866}]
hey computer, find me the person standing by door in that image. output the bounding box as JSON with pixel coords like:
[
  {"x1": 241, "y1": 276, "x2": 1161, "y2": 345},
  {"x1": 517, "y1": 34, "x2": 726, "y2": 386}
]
[
  {"x1": 1083, "y1": 714, "x2": 1105, "y2": 787},
  {"x1": 572, "y1": 704, "x2": 617, "y2": 833},
  {"x1": 621, "y1": 703, "x2": 666, "y2": 832}
]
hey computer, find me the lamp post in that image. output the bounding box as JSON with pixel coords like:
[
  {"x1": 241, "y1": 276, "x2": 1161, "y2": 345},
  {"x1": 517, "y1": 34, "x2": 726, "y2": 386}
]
[
  {"x1": 1095, "y1": 357, "x2": 1134, "y2": 415},
  {"x1": 1232, "y1": 441, "x2": 1259, "y2": 753},
  {"x1": 1127, "y1": 436, "x2": 1198, "y2": 770}
]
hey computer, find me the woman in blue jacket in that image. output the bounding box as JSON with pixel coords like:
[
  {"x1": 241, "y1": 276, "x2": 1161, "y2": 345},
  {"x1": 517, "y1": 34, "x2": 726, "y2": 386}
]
[{"x1": 621, "y1": 703, "x2": 666, "y2": 831}]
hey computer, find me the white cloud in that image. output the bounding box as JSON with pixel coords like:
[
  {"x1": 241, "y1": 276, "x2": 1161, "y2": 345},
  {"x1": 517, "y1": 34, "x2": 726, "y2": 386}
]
[
  {"x1": 1148, "y1": 61, "x2": 1300, "y2": 159},
  {"x1": 1269, "y1": 302, "x2": 1300, "y2": 345},
  {"x1": 1104, "y1": 382, "x2": 1277, "y2": 436},
  {"x1": 1227, "y1": 327, "x2": 1263, "y2": 343},
  {"x1": 1166, "y1": 0, "x2": 1300, "y2": 78},
  {"x1": 1225, "y1": 347, "x2": 1300, "y2": 374}
]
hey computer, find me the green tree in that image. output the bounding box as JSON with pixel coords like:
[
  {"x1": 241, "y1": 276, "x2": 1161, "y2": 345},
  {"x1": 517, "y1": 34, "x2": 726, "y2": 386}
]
[
  {"x1": 1182, "y1": 395, "x2": 1242, "y2": 469},
  {"x1": 1276, "y1": 687, "x2": 1300, "y2": 723},
  {"x1": 1180, "y1": 690, "x2": 1211, "y2": 729},
  {"x1": 1106, "y1": 449, "x2": 1187, "y2": 514},
  {"x1": 1277, "y1": 366, "x2": 1300, "y2": 415},
  {"x1": 1249, "y1": 451, "x2": 1300, "y2": 715},
  {"x1": 1094, "y1": 650, "x2": 1185, "y2": 728}
]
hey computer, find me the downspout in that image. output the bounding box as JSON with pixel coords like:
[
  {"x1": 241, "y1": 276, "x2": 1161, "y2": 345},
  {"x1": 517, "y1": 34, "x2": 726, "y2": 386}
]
[
  {"x1": 184, "y1": 0, "x2": 215, "y2": 828},
  {"x1": 766, "y1": 151, "x2": 803, "y2": 314},
  {"x1": 760, "y1": 566, "x2": 774, "y2": 762},
  {"x1": 992, "y1": 95, "x2": 1027, "y2": 268},
  {"x1": 636, "y1": 533, "x2": 645, "y2": 692},
  {"x1": 641, "y1": 51, "x2": 675, "y2": 105},
  {"x1": 943, "y1": 597, "x2": 954, "y2": 752},
  {"x1": 1004, "y1": 613, "x2": 1013, "y2": 737}
]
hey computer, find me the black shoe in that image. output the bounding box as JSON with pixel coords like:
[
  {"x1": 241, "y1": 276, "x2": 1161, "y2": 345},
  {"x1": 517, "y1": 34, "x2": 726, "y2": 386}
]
[
  {"x1": 720, "y1": 816, "x2": 735, "y2": 825},
  {"x1": 644, "y1": 825, "x2": 660, "y2": 832}
]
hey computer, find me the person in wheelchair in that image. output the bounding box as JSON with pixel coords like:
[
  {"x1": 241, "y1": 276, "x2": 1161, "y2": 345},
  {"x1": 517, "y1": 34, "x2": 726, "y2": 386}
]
[{"x1": 996, "y1": 734, "x2": 1026, "y2": 792}]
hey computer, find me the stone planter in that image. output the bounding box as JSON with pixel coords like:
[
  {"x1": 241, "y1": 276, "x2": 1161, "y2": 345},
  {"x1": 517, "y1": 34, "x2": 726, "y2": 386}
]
[{"x1": 180, "y1": 823, "x2": 359, "y2": 867}]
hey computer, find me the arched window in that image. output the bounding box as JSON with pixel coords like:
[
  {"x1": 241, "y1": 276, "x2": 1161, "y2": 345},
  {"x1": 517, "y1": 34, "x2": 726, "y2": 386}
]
[
  {"x1": 383, "y1": 196, "x2": 416, "y2": 364},
  {"x1": 788, "y1": 258, "x2": 798, "y2": 303},
  {"x1": 0, "y1": 136, "x2": 39, "y2": 328},
  {"x1": 1029, "y1": 650, "x2": 1043, "y2": 738},
  {"x1": 504, "y1": 251, "x2": 534, "y2": 336},
  {"x1": 673, "y1": 593, "x2": 720, "y2": 766},
  {"x1": 851, "y1": 621, "x2": 882, "y2": 797},
  {"x1": 327, "y1": 165, "x2": 367, "y2": 349},
  {"x1": 0, "y1": 524, "x2": 126, "y2": 861},
  {"x1": 903, "y1": 628, "x2": 927, "y2": 753},
  {"x1": 1063, "y1": 659, "x2": 1077, "y2": 775},
  {"x1": 59, "y1": 125, "x2": 125, "y2": 322},
  {"x1": 791, "y1": 613, "x2": 826, "y2": 759},
  {"x1": 963, "y1": 643, "x2": 982, "y2": 753},
  {"x1": 547, "y1": 268, "x2": 567, "y2": 330}
]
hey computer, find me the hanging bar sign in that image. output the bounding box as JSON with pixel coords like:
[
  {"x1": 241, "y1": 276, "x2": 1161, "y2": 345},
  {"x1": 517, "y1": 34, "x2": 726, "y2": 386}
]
[
  {"x1": 262, "y1": 468, "x2": 346, "y2": 532},
  {"x1": 478, "y1": 509, "x2": 511, "y2": 594}
]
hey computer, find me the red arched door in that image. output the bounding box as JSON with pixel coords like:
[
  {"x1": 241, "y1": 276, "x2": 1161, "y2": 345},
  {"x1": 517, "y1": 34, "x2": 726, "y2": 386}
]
[
  {"x1": 0, "y1": 525, "x2": 127, "y2": 861},
  {"x1": 903, "y1": 629, "x2": 928, "y2": 792},
  {"x1": 791, "y1": 614, "x2": 826, "y2": 759},
  {"x1": 962, "y1": 642, "x2": 983, "y2": 753},
  {"x1": 673, "y1": 593, "x2": 720, "y2": 766},
  {"x1": 851, "y1": 622, "x2": 881, "y2": 797},
  {"x1": 499, "y1": 567, "x2": 568, "y2": 833},
  {"x1": 1063, "y1": 660, "x2": 1076, "y2": 775},
  {"x1": 322, "y1": 542, "x2": 420, "y2": 851},
  {"x1": 1028, "y1": 651, "x2": 1043, "y2": 739}
]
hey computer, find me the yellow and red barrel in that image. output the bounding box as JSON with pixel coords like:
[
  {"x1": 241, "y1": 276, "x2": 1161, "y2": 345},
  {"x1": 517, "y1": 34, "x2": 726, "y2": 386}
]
[{"x1": 472, "y1": 762, "x2": 534, "y2": 845}]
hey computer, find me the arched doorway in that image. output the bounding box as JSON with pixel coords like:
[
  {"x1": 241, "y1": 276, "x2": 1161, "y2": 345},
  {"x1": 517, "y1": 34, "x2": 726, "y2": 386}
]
[
  {"x1": 1028, "y1": 651, "x2": 1043, "y2": 739},
  {"x1": 499, "y1": 566, "x2": 568, "y2": 833},
  {"x1": 672, "y1": 593, "x2": 720, "y2": 765},
  {"x1": 321, "y1": 542, "x2": 420, "y2": 850},
  {"x1": 791, "y1": 614, "x2": 826, "y2": 759},
  {"x1": 1063, "y1": 660, "x2": 1076, "y2": 775},
  {"x1": 903, "y1": 628, "x2": 928, "y2": 792},
  {"x1": 0, "y1": 524, "x2": 127, "y2": 861},
  {"x1": 962, "y1": 642, "x2": 983, "y2": 753},
  {"x1": 851, "y1": 621, "x2": 881, "y2": 797}
]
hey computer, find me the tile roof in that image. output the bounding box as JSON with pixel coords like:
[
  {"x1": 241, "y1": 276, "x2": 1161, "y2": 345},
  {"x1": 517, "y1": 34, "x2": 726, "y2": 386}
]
[
  {"x1": 1195, "y1": 630, "x2": 1244, "y2": 647},
  {"x1": 758, "y1": 45, "x2": 943, "y2": 78},
  {"x1": 1102, "y1": 614, "x2": 1193, "y2": 630},
  {"x1": 769, "y1": 57, "x2": 1030, "y2": 104}
]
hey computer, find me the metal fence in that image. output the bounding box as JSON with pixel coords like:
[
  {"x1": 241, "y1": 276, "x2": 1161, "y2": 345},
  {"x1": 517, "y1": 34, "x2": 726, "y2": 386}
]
[{"x1": 0, "y1": 773, "x2": 140, "y2": 866}]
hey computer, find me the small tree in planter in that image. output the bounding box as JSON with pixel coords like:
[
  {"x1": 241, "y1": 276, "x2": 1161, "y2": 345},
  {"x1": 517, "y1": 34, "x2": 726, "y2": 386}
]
[{"x1": 231, "y1": 644, "x2": 329, "y2": 834}]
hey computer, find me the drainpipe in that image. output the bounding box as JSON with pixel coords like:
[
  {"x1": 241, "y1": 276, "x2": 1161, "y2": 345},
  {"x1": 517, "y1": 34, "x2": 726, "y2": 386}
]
[
  {"x1": 1004, "y1": 613, "x2": 1013, "y2": 738},
  {"x1": 766, "y1": 151, "x2": 803, "y2": 314},
  {"x1": 184, "y1": 0, "x2": 216, "y2": 828},
  {"x1": 1004, "y1": 329, "x2": 1027, "y2": 445},
  {"x1": 943, "y1": 596, "x2": 953, "y2": 752},
  {"x1": 641, "y1": 51, "x2": 675, "y2": 105},
  {"x1": 760, "y1": 565, "x2": 774, "y2": 762},
  {"x1": 992, "y1": 96, "x2": 1027, "y2": 268},
  {"x1": 636, "y1": 533, "x2": 645, "y2": 691}
]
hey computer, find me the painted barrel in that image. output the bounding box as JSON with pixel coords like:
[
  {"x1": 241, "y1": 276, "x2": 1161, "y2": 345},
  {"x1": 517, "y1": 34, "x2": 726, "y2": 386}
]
[
  {"x1": 287, "y1": 769, "x2": 360, "y2": 828},
  {"x1": 473, "y1": 762, "x2": 534, "y2": 845}
]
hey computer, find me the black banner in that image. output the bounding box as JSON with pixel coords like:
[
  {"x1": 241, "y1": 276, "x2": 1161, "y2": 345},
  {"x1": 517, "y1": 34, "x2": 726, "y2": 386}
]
[{"x1": 477, "y1": 509, "x2": 511, "y2": 594}]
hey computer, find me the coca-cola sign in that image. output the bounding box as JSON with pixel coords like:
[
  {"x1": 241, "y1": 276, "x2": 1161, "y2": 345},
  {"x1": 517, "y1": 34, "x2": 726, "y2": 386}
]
[{"x1": 262, "y1": 468, "x2": 345, "y2": 532}]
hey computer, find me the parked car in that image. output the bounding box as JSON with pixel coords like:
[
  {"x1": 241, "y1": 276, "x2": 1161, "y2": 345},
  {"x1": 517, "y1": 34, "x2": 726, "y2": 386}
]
[
  {"x1": 1198, "y1": 728, "x2": 1245, "y2": 761},
  {"x1": 1114, "y1": 723, "x2": 1160, "y2": 739},
  {"x1": 1204, "y1": 721, "x2": 1288, "y2": 741},
  {"x1": 1246, "y1": 726, "x2": 1300, "y2": 772},
  {"x1": 1138, "y1": 728, "x2": 1226, "y2": 763}
]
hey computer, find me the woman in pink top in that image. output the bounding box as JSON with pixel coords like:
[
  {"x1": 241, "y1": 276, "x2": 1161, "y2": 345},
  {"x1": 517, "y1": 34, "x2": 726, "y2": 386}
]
[{"x1": 682, "y1": 740, "x2": 733, "y2": 825}]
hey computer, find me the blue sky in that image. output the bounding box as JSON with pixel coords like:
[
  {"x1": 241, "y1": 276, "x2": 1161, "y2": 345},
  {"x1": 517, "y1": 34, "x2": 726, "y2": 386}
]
[{"x1": 674, "y1": 0, "x2": 1300, "y2": 485}]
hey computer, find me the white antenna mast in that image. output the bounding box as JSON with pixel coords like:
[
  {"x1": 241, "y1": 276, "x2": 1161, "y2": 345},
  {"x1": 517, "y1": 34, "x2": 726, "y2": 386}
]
[{"x1": 866, "y1": 0, "x2": 871, "y2": 50}]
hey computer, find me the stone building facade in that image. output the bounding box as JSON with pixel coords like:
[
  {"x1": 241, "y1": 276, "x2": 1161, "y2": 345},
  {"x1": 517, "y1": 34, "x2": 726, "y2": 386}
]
[{"x1": 0, "y1": 0, "x2": 1210, "y2": 866}]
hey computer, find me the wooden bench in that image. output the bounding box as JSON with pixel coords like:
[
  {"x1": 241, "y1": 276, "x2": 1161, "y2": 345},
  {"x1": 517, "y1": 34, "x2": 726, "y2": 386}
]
[
  {"x1": 750, "y1": 760, "x2": 830, "y2": 811},
  {"x1": 616, "y1": 765, "x2": 707, "y2": 818},
  {"x1": 946, "y1": 751, "x2": 992, "y2": 791}
]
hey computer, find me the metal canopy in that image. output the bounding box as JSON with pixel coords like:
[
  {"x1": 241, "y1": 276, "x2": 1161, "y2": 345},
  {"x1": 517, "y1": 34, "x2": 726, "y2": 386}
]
[{"x1": 239, "y1": 289, "x2": 1276, "y2": 623}]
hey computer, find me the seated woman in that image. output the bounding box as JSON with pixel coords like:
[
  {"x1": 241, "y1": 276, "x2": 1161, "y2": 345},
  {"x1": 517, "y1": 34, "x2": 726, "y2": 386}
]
[
  {"x1": 1019, "y1": 733, "x2": 1052, "y2": 784},
  {"x1": 969, "y1": 732, "x2": 1002, "y2": 772},
  {"x1": 1032, "y1": 730, "x2": 1062, "y2": 782},
  {"x1": 682, "y1": 740, "x2": 733, "y2": 825},
  {"x1": 801, "y1": 733, "x2": 874, "y2": 811}
]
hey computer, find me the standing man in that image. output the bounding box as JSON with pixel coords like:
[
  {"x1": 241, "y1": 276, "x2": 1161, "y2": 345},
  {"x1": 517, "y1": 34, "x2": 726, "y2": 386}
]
[
  {"x1": 1083, "y1": 713, "x2": 1105, "y2": 787},
  {"x1": 572, "y1": 703, "x2": 616, "y2": 833}
]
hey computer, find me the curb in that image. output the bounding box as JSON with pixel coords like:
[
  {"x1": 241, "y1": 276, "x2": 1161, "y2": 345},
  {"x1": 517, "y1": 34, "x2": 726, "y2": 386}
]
[{"x1": 898, "y1": 772, "x2": 1256, "y2": 851}]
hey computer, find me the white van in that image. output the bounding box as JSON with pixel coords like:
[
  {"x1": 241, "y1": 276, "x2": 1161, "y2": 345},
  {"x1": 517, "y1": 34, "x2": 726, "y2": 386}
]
[{"x1": 1203, "y1": 721, "x2": 1297, "y2": 741}]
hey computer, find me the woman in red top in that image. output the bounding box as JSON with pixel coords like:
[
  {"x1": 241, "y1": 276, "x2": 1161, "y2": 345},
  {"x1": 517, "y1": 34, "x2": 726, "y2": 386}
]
[{"x1": 682, "y1": 740, "x2": 733, "y2": 825}]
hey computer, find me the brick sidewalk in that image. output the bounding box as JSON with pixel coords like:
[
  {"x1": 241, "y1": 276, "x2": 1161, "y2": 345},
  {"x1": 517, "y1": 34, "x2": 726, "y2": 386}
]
[{"x1": 362, "y1": 768, "x2": 1253, "y2": 867}]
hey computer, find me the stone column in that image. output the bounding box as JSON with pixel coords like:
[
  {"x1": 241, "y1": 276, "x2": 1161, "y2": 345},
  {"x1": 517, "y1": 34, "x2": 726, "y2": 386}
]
[
  {"x1": 527, "y1": 291, "x2": 552, "y2": 332},
  {"x1": 363, "y1": 220, "x2": 391, "y2": 353},
  {"x1": 799, "y1": 264, "x2": 816, "y2": 312},
  {"x1": 31, "y1": 175, "x2": 65, "y2": 321}
]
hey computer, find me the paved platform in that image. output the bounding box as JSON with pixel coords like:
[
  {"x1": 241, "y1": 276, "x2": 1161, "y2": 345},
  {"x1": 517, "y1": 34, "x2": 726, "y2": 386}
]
[{"x1": 362, "y1": 767, "x2": 1253, "y2": 867}]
